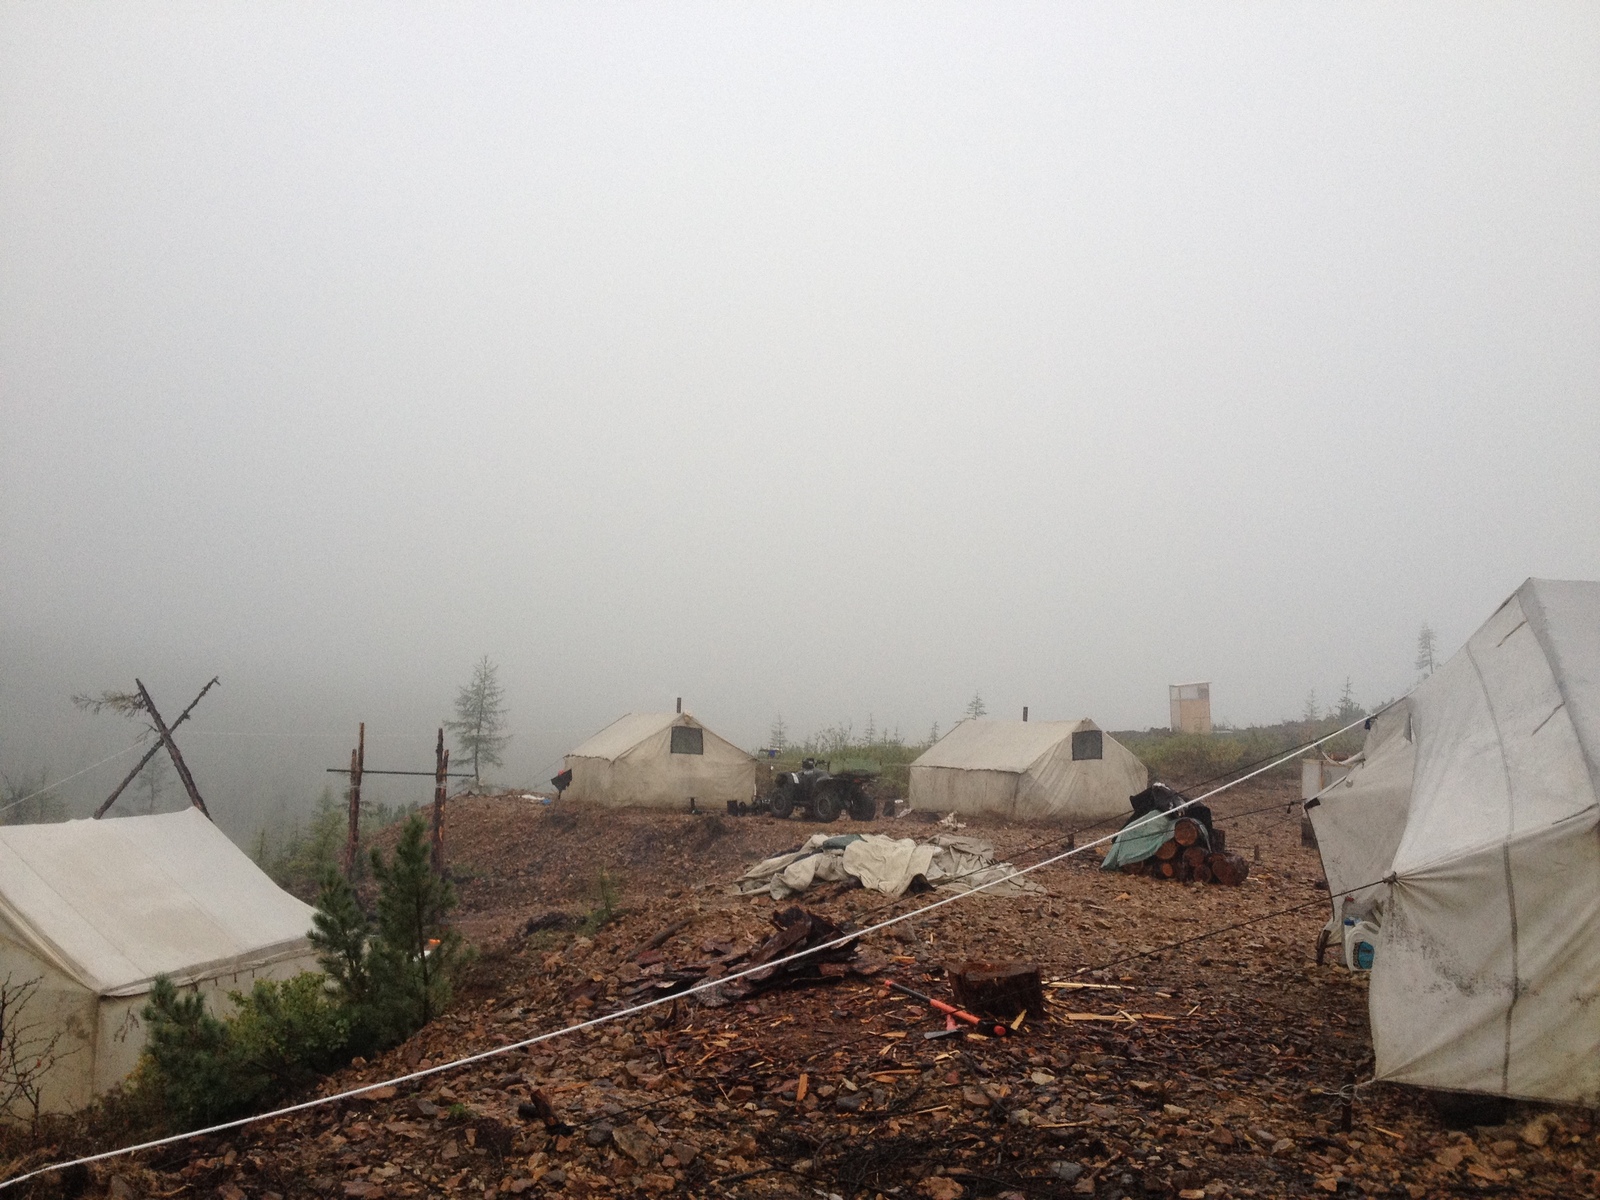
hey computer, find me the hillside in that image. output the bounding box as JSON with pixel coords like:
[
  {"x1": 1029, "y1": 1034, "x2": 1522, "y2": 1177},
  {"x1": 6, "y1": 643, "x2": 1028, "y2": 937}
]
[{"x1": 61, "y1": 783, "x2": 1600, "y2": 1198}]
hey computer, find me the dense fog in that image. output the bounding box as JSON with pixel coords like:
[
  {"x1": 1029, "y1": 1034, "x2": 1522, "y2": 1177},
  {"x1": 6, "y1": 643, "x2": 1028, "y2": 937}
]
[{"x1": 4, "y1": 4, "x2": 1597, "y2": 843}]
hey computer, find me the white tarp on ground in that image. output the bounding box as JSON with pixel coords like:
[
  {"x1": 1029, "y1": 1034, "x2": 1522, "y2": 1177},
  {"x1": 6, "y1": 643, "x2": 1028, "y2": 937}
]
[
  {"x1": 0, "y1": 808, "x2": 319, "y2": 1114},
  {"x1": 563, "y1": 711, "x2": 757, "y2": 810},
  {"x1": 735, "y1": 832, "x2": 1046, "y2": 899},
  {"x1": 1310, "y1": 578, "x2": 1600, "y2": 1105},
  {"x1": 908, "y1": 718, "x2": 1147, "y2": 823}
]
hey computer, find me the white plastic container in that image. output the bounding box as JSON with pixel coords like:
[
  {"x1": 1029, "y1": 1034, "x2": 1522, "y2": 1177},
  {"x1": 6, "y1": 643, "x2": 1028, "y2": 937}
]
[{"x1": 1343, "y1": 918, "x2": 1379, "y2": 971}]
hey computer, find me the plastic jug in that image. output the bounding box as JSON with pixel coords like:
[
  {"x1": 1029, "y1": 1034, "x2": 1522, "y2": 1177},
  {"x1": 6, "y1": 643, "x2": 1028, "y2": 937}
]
[{"x1": 1343, "y1": 918, "x2": 1379, "y2": 971}]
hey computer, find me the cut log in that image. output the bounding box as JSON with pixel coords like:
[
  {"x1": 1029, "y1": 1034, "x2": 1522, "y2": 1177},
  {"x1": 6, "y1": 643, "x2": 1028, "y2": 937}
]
[
  {"x1": 1192, "y1": 860, "x2": 1213, "y2": 884},
  {"x1": 1172, "y1": 817, "x2": 1201, "y2": 847},
  {"x1": 948, "y1": 960, "x2": 1046, "y2": 1021},
  {"x1": 1181, "y1": 846, "x2": 1208, "y2": 869},
  {"x1": 1157, "y1": 860, "x2": 1178, "y2": 879},
  {"x1": 1154, "y1": 839, "x2": 1180, "y2": 861},
  {"x1": 1210, "y1": 853, "x2": 1251, "y2": 887}
]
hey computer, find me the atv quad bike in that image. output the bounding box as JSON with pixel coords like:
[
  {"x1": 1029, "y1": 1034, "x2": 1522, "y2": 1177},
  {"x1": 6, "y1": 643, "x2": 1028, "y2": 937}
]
[{"x1": 766, "y1": 758, "x2": 878, "y2": 822}]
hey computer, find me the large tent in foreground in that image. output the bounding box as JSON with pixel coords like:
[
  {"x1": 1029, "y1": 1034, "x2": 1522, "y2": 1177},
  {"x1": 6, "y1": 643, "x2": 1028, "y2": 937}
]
[
  {"x1": 562, "y1": 711, "x2": 757, "y2": 809},
  {"x1": 909, "y1": 718, "x2": 1147, "y2": 823},
  {"x1": 1309, "y1": 577, "x2": 1600, "y2": 1105},
  {"x1": 0, "y1": 808, "x2": 319, "y2": 1115}
]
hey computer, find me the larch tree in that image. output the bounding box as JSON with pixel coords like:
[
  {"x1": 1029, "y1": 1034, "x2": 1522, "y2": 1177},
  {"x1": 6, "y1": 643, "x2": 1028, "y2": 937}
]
[
  {"x1": 1416, "y1": 623, "x2": 1438, "y2": 679},
  {"x1": 446, "y1": 656, "x2": 511, "y2": 787},
  {"x1": 964, "y1": 692, "x2": 987, "y2": 720}
]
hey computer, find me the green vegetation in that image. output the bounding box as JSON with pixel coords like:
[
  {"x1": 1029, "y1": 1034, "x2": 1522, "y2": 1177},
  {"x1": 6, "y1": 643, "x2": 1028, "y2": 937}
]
[
  {"x1": 139, "y1": 974, "x2": 350, "y2": 1126},
  {"x1": 254, "y1": 785, "x2": 423, "y2": 898},
  {"x1": 1115, "y1": 715, "x2": 1371, "y2": 790},
  {"x1": 770, "y1": 721, "x2": 928, "y2": 795},
  {"x1": 138, "y1": 816, "x2": 466, "y2": 1129},
  {"x1": 0, "y1": 768, "x2": 64, "y2": 825},
  {"x1": 580, "y1": 868, "x2": 622, "y2": 935}
]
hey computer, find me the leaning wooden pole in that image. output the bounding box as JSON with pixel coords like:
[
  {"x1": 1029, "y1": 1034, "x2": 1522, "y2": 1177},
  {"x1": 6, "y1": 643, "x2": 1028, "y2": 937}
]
[
  {"x1": 94, "y1": 677, "x2": 219, "y2": 819},
  {"x1": 342, "y1": 723, "x2": 364, "y2": 878},
  {"x1": 135, "y1": 679, "x2": 210, "y2": 820},
  {"x1": 431, "y1": 729, "x2": 448, "y2": 875}
]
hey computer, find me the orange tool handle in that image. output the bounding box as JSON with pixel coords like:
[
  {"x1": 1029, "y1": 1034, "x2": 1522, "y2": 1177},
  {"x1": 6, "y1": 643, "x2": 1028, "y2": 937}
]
[{"x1": 883, "y1": 978, "x2": 1008, "y2": 1037}]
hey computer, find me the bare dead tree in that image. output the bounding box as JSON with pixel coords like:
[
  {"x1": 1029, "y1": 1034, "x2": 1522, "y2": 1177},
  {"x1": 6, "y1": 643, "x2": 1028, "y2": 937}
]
[
  {"x1": 0, "y1": 975, "x2": 67, "y2": 1136},
  {"x1": 73, "y1": 677, "x2": 220, "y2": 819}
]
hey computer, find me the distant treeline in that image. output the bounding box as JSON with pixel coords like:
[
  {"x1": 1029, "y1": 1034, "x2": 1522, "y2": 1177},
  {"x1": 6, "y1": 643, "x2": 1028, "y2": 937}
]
[
  {"x1": 760, "y1": 709, "x2": 1377, "y2": 801},
  {"x1": 1115, "y1": 714, "x2": 1372, "y2": 792},
  {"x1": 251, "y1": 786, "x2": 425, "y2": 899}
]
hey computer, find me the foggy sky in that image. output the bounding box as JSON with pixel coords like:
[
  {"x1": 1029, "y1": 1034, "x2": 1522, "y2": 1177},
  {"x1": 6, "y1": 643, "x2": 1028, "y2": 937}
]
[{"x1": 4, "y1": 4, "x2": 1598, "y2": 836}]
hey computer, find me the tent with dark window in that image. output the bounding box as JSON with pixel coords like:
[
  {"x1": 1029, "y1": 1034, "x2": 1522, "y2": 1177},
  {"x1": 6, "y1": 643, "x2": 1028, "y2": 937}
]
[
  {"x1": 561, "y1": 712, "x2": 757, "y2": 809},
  {"x1": 908, "y1": 718, "x2": 1147, "y2": 822},
  {"x1": 1307, "y1": 577, "x2": 1600, "y2": 1105}
]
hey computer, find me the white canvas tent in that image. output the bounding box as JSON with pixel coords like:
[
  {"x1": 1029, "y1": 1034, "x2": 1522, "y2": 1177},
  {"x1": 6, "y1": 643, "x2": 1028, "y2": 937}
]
[
  {"x1": 563, "y1": 712, "x2": 757, "y2": 809},
  {"x1": 0, "y1": 808, "x2": 319, "y2": 1115},
  {"x1": 909, "y1": 719, "x2": 1147, "y2": 823},
  {"x1": 1308, "y1": 578, "x2": 1600, "y2": 1104}
]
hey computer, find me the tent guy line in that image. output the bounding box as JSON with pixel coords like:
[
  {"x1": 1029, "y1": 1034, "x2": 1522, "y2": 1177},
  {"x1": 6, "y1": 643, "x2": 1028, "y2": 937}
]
[
  {"x1": 0, "y1": 739, "x2": 146, "y2": 818},
  {"x1": 0, "y1": 715, "x2": 1371, "y2": 1190}
]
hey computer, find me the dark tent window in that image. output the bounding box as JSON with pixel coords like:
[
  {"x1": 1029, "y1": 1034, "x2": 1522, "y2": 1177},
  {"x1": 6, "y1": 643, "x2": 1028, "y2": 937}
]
[
  {"x1": 671, "y1": 726, "x2": 704, "y2": 755},
  {"x1": 1071, "y1": 730, "x2": 1103, "y2": 761}
]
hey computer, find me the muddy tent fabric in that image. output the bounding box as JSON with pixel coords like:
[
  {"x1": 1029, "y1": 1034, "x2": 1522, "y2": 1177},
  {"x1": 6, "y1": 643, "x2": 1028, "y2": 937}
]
[
  {"x1": 563, "y1": 712, "x2": 757, "y2": 809},
  {"x1": 908, "y1": 719, "x2": 1147, "y2": 823},
  {"x1": 1305, "y1": 702, "x2": 1416, "y2": 929},
  {"x1": 0, "y1": 808, "x2": 318, "y2": 1115},
  {"x1": 1311, "y1": 578, "x2": 1600, "y2": 1105}
]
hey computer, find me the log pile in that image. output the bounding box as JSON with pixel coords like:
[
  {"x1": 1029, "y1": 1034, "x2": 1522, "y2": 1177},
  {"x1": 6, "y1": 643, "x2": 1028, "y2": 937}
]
[{"x1": 1120, "y1": 817, "x2": 1250, "y2": 886}]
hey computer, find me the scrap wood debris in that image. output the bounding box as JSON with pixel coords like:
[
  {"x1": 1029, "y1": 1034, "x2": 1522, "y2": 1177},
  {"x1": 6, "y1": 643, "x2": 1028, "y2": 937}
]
[
  {"x1": 735, "y1": 832, "x2": 1045, "y2": 900},
  {"x1": 52, "y1": 783, "x2": 1600, "y2": 1200}
]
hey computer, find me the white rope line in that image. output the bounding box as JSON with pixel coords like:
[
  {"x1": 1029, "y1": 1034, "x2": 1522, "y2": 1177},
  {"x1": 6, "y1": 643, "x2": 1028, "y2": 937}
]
[
  {"x1": 0, "y1": 716, "x2": 1369, "y2": 1189},
  {"x1": 0, "y1": 740, "x2": 148, "y2": 817}
]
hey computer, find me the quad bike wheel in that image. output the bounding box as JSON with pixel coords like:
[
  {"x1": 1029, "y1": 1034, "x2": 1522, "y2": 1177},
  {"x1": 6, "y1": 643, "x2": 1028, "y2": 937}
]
[
  {"x1": 769, "y1": 782, "x2": 796, "y2": 819},
  {"x1": 812, "y1": 785, "x2": 844, "y2": 822},
  {"x1": 847, "y1": 789, "x2": 877, "y2": 821}
]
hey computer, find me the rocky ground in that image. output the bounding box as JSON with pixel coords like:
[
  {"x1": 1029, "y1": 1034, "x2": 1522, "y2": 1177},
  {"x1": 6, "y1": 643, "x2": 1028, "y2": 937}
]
[{"x1": 62, "y1": 782, "x2": 1600, "y2": 1198}]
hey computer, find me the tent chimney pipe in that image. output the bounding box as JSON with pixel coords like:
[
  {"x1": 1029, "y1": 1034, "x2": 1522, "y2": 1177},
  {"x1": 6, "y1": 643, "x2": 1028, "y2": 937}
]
[
  {"x1": 1023, "y1": 706, "x2": 1029, "y2": 722},
  {"x1": 676, "y1": 696, "x2": 682, "y2": 714}
]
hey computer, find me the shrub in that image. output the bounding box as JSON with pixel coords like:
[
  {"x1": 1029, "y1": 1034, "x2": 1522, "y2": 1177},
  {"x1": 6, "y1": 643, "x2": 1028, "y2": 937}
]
[
  {"x1": 141, "y1": 815, "x2": 468, "y2": 1130},
  {"x1": 140, "y1": 974, "x2": 348, "y2": 1127},
  {"x1": 366, "y1": 817, "x2": 466, "y2": 1037},
  {"x1": 580, "y1": 869, "x2": 621, "y2": 935}
]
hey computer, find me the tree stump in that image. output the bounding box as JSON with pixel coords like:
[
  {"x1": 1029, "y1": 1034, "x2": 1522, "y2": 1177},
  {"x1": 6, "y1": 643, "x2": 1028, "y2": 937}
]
[
  {"x1": 948, "y1": 960, "x2": 1046, "y2": 1021},
  {"x1": 1210, "y1": 852, "x2": 1250, "y2": 886}
]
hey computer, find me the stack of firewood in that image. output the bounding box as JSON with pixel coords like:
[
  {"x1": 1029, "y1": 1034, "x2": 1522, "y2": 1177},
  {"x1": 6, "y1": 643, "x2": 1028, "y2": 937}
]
[{"x1": 1120, "y1": 817, "x2": 1250, "y2": 886}]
